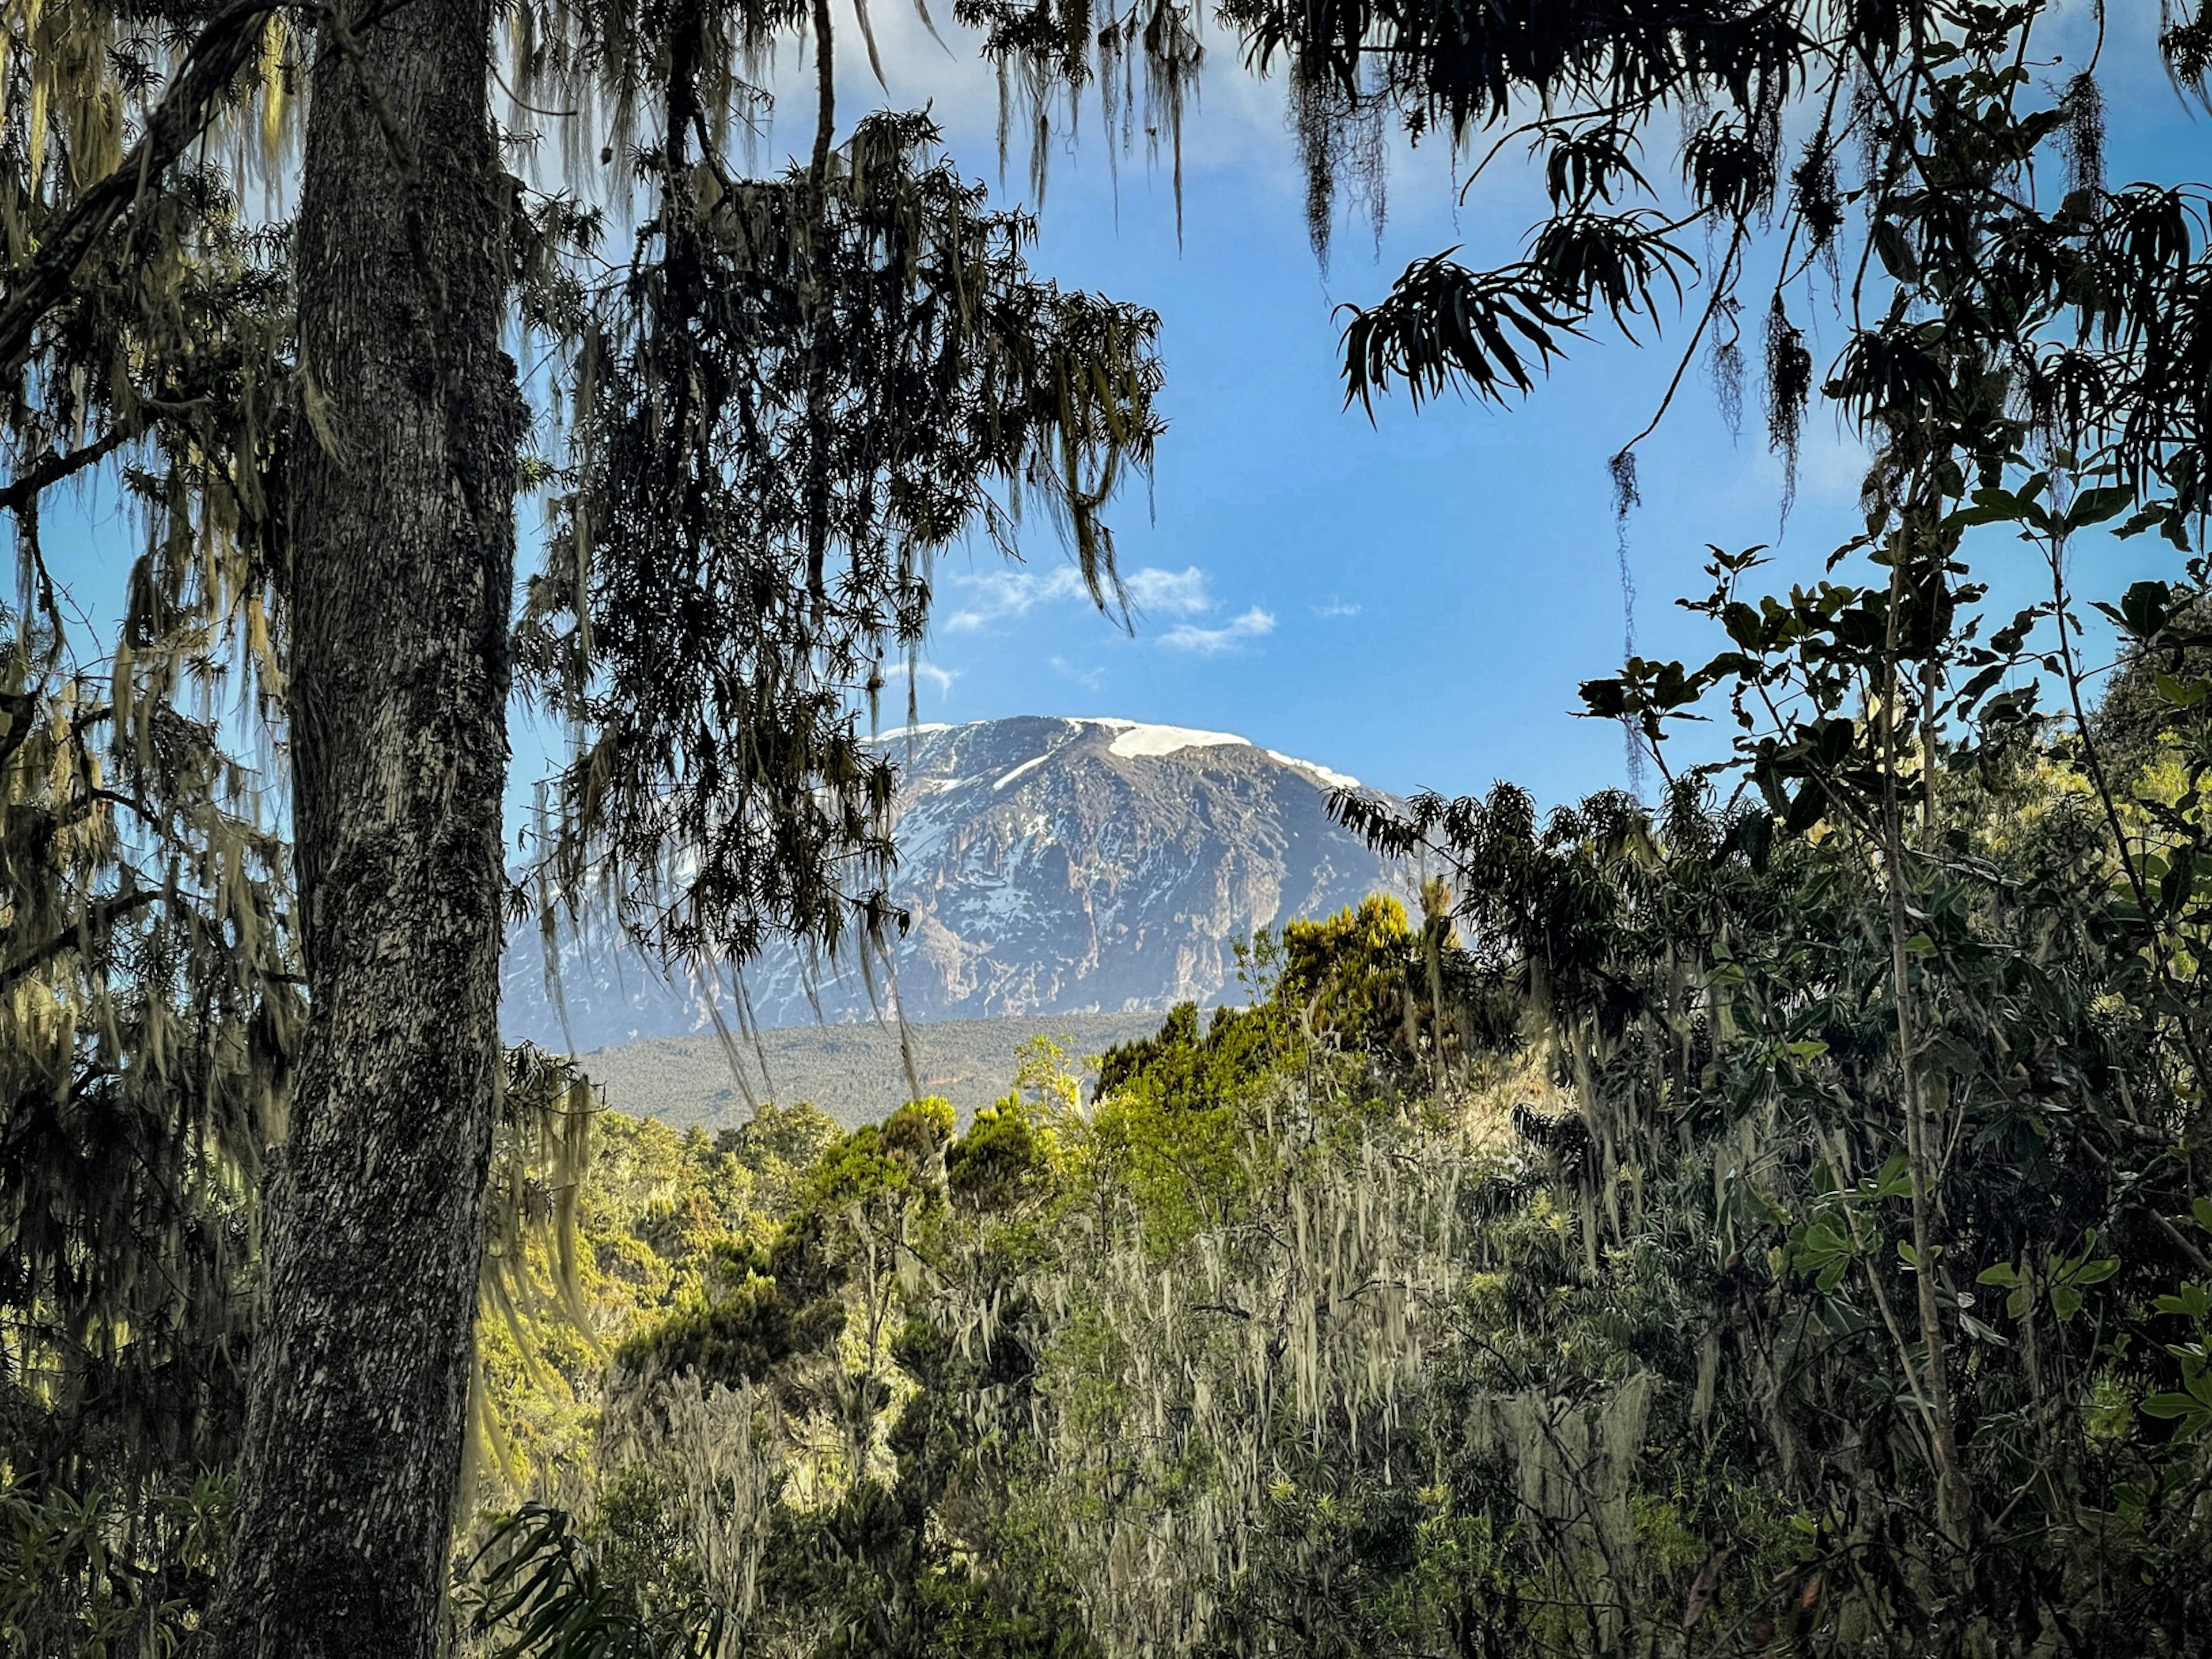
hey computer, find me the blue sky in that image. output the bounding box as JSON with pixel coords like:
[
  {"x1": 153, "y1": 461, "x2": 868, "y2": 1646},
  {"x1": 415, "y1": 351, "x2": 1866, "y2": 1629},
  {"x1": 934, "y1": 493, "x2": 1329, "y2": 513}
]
[
  {"x1": 41, "y1": 1, "x2": 2207, "y2": 811},
  {"x1": 796, "y1": 0, "x2": 2201, "y2": 805}
]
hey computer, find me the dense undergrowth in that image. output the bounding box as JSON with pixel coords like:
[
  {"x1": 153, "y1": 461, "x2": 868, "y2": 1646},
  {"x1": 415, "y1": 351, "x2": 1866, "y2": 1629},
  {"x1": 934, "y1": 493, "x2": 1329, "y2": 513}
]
[
  {"x1": 13, "y1": 668, "x2": 2212, "y2": 1658},
  {"x1": 438, "y1": 728, "x2": 2212, "y2": 1659}
]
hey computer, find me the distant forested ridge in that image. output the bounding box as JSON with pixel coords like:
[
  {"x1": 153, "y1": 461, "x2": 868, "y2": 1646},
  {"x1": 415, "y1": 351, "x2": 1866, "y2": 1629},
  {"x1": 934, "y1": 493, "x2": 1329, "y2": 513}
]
[{"x1": 569, "y1": 1012, "x2": 1168, "y2": 1132}]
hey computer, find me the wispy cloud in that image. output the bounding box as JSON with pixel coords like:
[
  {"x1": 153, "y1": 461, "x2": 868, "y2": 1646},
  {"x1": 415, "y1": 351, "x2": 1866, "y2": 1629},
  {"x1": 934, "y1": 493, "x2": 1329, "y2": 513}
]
[
  {"x1": 1123, "y1": 565, "x2": 1213, "y2": 618},
  {"x1": 880, "y1": 660, "x2": 961, "y2": 695},
  {"x1": 1311, "y1": 595, "x2": 1361, "y2": 619},
  {"x1": 946, "y1": 560, "x2": 1272, "y2": 658},
  {"x1": 945, "y1": 562, "x2": 1220, "y2": 631},
  {"x1": 944, "y1": 566, "x2": 1094, "y2": 631},
  {"x1": 1161, "y1": 607, "x2": 1276, "y2": 655},
  {"x1": 1050, "y1": 655, "x2": 1107, "y2": 691}
]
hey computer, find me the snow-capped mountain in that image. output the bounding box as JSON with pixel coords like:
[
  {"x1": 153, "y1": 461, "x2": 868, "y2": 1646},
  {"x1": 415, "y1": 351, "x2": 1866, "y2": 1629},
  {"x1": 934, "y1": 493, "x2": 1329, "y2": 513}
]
[{"x1": 500, "y1": 715, "x2": 1414, "y2": 1048}]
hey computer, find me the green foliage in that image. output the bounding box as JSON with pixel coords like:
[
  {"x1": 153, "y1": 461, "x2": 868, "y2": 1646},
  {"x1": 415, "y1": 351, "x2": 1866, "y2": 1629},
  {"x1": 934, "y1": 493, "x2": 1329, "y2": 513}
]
[
  {"x1": 948, "y1": 1098, "x2": 1058, "y2": 1214},
  {"x1": 2, "y1": 5, "x2": 1166, "y2": 1646},
  {"x1": 714, "y1": 1098, "x2": 843, "y2": 1212},
  {"x1": 1075, "y1": 1010, "x2": 1267, "y2": 1252},
  {"x1": 0, "y1": 630, "x2": 298, "y2": 1495},
  {"x1": 0, "y1": 605, "x2": 296, "y2": 1651},
  {"x1": 0, "y1": 1472, "x2": 233, "y2": 1657},
  {"x1": 518, "y1": 103, "x2": 1163, "y2": 976},
  {"x1": 467, "y1": 761, "x2": 2212, "y2": 1659},
  {"x1": 24, "y1": 6, "x2": 2212, "y2": 1657},
  {"x1": 802, "y1": 1096, "x2": 953, "y2": 1212},
  {"x1": 465, "y1": 1501, "x2": 713, "y2": 1659},
  {"x1": 476, "y1": 1094, "x2": 846, "y2": 1494},
  {"x1": 1094, "y1": 999, "x2": 1282, "y2": 1108},
  {"x1": 465, "y1": 907, "x2": 1501, "y2": 1657}
]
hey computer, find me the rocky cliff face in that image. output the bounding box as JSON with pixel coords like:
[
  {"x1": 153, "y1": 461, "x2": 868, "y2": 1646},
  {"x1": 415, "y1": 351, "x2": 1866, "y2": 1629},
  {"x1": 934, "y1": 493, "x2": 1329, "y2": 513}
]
[{"x1": 501, "y1": 715, "x2": 1411, "y2": 1048}]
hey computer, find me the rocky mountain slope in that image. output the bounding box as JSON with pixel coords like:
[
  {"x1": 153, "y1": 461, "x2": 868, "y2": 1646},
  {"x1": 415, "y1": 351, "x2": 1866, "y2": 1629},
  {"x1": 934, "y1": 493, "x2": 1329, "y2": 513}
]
[{"x1": 501, "y1": 715, "x2": 1413, "y2": 1050}]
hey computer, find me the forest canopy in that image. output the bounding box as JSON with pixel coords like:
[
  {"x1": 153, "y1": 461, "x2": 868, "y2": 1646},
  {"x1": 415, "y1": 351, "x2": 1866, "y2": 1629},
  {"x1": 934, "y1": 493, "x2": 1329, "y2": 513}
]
[{"x1": 12, "y1": 2, "x2": 2212, "y2": 1658}]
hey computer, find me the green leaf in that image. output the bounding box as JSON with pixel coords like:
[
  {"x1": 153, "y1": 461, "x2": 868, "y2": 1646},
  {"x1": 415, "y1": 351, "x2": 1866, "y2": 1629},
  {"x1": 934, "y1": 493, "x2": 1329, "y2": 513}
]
[
  {"x1": 2122, "y1": 581, "x2": 2175, "y2": 642},
  {"x1": 2061, "y1": 484, "x2": 2134, "y2": 531},
  {"x1": 2156, "y1": 1285, "x2": 2210, "y2": 1320},
  {"x1": 2140, "y1": 1392, "x2": 2207, "y2": 1423},
  {"x1": 2156, "y1": 672, "x2": 2210, "y2": 709},
  {"x1": 1950, "y1": 486, "x2": 2027, "y2": 528},
  {"x1": 1959, "y1": 1312, "x2": 2010, "y2": 1346},
  {"x1": 1872, "y1": 221, "x2": 1920, "y2": 282}
]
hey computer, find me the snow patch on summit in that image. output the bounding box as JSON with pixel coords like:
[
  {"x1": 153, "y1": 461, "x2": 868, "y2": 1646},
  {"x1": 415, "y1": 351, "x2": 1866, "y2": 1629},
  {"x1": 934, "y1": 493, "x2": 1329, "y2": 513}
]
[
  {"x1": 1268, "y1": 751, "x2": 1361, "y2": 790},
  {"x1": 1099, "y1": 721, "x2": 1251, "y2": 759}
]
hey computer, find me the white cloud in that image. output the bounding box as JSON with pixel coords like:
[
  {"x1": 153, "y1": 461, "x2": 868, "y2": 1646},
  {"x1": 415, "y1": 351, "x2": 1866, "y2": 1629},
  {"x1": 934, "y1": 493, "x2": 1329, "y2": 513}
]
[
  {"x1": 880, "y1": 660, "x2": 961, "y2": 695},
  {"x1": 945, "y1": 562, "x2": 1215, "y2": 631},
  {"x1": 945, "y1": 560, "x2": 1274, "y2": 656},
  {"x1": 1123, "y1": 565, "x2": 1213, "y2": 618},
  {"x1": 1051, "y1": 655, "x2": 1107, "y2": 691},
  {"x1": 943, "y1": 565, "x2": 1096, "y2": 631},
  {"x1": 1310, "y1": 595, "x2": 1361, "y2": 619},
  {"x1": 1161, "y1": 607, "x2": 1276, "y2": 655}
]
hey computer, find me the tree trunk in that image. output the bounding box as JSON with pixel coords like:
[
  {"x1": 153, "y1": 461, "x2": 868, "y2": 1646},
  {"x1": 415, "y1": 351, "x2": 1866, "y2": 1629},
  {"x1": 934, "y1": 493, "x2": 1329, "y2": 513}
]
[{"x1": 206, "y1": 4, "x2": 516, "y2": 1654}]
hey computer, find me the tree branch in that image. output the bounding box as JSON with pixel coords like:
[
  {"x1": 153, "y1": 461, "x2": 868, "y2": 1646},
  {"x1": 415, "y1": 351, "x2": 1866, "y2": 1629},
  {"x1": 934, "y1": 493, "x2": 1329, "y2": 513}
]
[
  {"x1": 0, "y1": 416, "x2": 156, "y2": 516},
  {"x1": 0, "y1": 1, "x2": 305, "y2": 376},
  {"x1": 0, "y1": 889, "x2": 164, "y2": 996}
]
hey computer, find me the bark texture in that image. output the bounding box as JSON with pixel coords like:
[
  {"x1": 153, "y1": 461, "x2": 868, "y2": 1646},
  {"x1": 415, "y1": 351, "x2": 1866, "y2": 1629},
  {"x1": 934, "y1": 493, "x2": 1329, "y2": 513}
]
[{"x1": 204, "y1": 4, "x2": 517, "y2": 1654}]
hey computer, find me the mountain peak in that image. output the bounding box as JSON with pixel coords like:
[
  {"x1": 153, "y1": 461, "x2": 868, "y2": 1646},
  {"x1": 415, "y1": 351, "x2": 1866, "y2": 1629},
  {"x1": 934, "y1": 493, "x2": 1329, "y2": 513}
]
[
  {"x1": 869, "y1": 714, "x2": 1362, "y2": 787},
  {"x1": 504, "y1": 715, "x2": 1407, "y2": 1048}
]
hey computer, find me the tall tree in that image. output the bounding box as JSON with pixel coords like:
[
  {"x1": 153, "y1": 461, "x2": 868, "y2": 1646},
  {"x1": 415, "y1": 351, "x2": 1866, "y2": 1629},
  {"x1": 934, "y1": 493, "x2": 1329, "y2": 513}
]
[
  {"x1": 202, "y1": 3, "x2": 523, "y2": 1649},
  {"x1": 1, "y1": 5, "x2": 1161, "y2": 1654}
]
